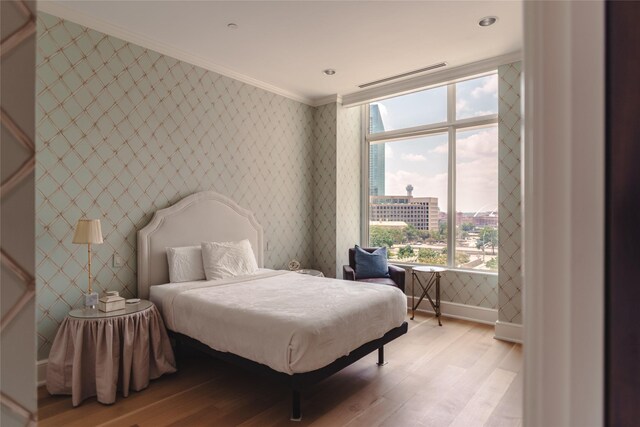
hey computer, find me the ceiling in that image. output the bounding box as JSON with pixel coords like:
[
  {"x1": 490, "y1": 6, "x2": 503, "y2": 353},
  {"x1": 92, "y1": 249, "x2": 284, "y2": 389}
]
[{"x1": 40, "y1": 1, "x2": 522, "y2": 106}]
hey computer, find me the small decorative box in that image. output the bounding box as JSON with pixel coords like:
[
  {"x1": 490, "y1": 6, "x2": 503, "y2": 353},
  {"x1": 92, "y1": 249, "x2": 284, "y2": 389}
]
[{"x1": 98, "y1": 292, "x2": 125, "y2": 312}]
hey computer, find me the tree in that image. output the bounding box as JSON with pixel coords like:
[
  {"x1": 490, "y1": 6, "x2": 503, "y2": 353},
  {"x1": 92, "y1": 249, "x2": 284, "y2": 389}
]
[
  {"x1": 456, "y1": 252, "x2": 471, "y2": 265},
  {"x1": 486, "y1": 256, "x2": 498, "y2": 270},
  {"x1": 439, "y1": 222, "x2": 447, "y2": 237},
  {"x1": 370, "y1": 226, "x2": 394, "y2": 248},
  {"x1": 370, "y1": 225, "x2": 404, "y2": 248},
  {"x1": 417, "y1": 248, "x2": 447, "y2": 265},
  {"x1": 461, "y1": 222, "x2": 475, "y2": 232},
  {"x1": 404, "y1": 225, "x2": 419, "y2": 242},
  {"x1": 477, "y1": 227, "x2": 498, "y2": 255},
  {"x1": 428, "y1": 222, "x2": 447, "y2": 243},
  {"x1": 398, "y1": 245, "x2": 414, "y2": 259}
]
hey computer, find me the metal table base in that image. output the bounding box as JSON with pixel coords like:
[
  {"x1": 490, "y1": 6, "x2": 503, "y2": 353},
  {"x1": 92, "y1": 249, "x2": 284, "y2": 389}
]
[{"x1": 411, "y1": 267, "x2": 444, "y2": 326}]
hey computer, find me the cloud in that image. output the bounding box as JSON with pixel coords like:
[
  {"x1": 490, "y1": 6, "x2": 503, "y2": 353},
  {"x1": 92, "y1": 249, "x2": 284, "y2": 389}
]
[
  {"x1": 457, "y1": 99, "x2": 469, "y2": 114},
  {"x1": 385, "y1": 169, "x2": 448, "y2": 208},
  {"x1": 385, "y1": 145, "x2": 394, "y2": 159},
  {"x1": 409, "y1": 128, "x2": 498, "y2": 211},
  {"x1": 456, "y1": 127, "x2": 499, "y2": 211},
  {"x1": 401, "y1": 153, "x2": 426, "y2": 162},
  {"x1": 456, "y1": 157, "x2": 498, "y2": 212},
  {"x1": 456, "y1": 127, "x2": 498, "y2": 160},
  {"x1": 430, "y1": 143, "x2": 448, "y2": 154},
  {"x1": 383, "y1": 158, "x2": 498, "y2": 212},
  {"x1": 426, "y1": 128, "x2": 497, "y2": 159},
  {"x1": 457, "y1": 101, "x2": 496, "y2": 118},
  {"x1": 471, "y1": 75, "x2": 498, "y2": 98}
]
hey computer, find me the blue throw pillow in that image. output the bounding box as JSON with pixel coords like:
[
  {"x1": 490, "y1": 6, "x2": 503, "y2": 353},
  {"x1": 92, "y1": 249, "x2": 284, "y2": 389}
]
[{"x1": 354, "y1": 245, "x2": 390, "y2": 279}]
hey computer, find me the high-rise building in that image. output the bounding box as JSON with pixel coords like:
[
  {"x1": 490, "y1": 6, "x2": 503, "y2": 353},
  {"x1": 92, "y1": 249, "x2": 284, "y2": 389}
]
[
  {"x1": 369, "y1": 104, "x2": 385, "y2": 196},
  {"x1": 369, "y1": 185, "x2": 440, "y2": 231}
]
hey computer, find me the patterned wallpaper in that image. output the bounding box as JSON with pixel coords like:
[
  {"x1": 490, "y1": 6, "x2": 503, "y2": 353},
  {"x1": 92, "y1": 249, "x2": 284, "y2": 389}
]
[
  {"x1": 312, "y1": 103, "x2": 337, "y2": 278},
  {"x1": 335, "y1": 104, "x2": 361, "y2": 275},
  {"x1": 404, "y1": 269, "x2": 499, "y2": 310},
  {"x1": 312, "y1": 103, "x2": 361, "y2": 278},
  {"x1": 498, "y1": 62, "x2": 523, "y2": 324},
  {"x1": 1, "y1": 1, "x2": 37, "y2": 424},
  {"x1": 439, "y1": 271, "x2": 498, "y2": 309},
  {"x1": 35, "y1": 13, "x2": 316, "y2": 359}
]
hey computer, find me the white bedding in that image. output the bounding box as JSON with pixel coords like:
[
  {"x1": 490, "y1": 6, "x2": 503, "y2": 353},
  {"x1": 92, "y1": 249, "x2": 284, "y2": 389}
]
[{"x1": 150, "y1": 270, "x2": 407, "y2": 374}]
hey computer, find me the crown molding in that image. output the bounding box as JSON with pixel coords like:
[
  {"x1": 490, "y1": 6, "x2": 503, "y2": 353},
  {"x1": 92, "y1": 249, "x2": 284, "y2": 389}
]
[
  {"x1": 342, "y1": 51, "x2": 523, "y2": 107},
  {"x1": 311, "y1": 94, "x2": 343, "y2": 107},
  {"x1": 38, "y1": 1, "x2": 316, "y2": 106}
]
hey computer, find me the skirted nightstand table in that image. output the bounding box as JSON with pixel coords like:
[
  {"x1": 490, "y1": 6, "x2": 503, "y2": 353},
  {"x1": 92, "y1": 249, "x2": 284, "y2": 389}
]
[
  {"x1": 46, "y1": 299, "x2": 176, "y2": 406},
  {"x1": 411, "y1": 266, "x2": 446, "y2": 326}
]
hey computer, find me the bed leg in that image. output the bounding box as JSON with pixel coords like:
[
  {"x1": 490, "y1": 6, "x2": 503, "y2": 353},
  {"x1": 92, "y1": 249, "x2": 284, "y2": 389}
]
[
  {"x1": 172, "y1": 336, "x2": 181, "y2": 368},
  {"x1": 377, "y1": 346, "x2": 388, "y2": 366},
  {"x1": 290, "y1": 390, "x2": 302, "y2": 421}
]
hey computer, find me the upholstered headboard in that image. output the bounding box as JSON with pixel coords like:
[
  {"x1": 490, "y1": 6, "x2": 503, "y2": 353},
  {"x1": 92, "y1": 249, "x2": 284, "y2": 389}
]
[{"x1": 137, "y1": 191, "x2": 263, "y2": 299}]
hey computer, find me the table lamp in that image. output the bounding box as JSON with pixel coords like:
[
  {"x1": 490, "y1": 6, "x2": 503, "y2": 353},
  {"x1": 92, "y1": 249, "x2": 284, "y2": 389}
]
[{"x1": 72, "y1": 219, "x2": 103, "y2": 308}]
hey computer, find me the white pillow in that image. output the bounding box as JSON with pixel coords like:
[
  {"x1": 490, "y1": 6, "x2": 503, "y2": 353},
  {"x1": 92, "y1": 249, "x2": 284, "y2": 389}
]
[
  {"x1": 201, "y1": 239, "x2": 258, "y2": 280},
  {"x1": 166, "y1": 245, "x2": 205, "y2": 283}
]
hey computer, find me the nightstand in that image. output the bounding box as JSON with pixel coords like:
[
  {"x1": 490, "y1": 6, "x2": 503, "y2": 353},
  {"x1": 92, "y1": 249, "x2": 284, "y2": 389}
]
[
  {"x1": 294, "y1": 269, "x2": 325, "y2": 277},
  {"x1": 46, "y1": 299, "x2": 176, "y2": 406}
]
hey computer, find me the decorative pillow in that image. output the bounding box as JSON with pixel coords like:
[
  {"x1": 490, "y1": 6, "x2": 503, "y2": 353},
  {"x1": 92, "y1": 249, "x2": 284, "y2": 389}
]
[
  {"x1": 166, "y1": 245, "x2": 206, "y2": 283},
  {"x1": 354, "y1": 245, "x2": 390, "y2": 279},
  {"x1": 201, "y1": 239, "x2": 259, "y2": 280}
]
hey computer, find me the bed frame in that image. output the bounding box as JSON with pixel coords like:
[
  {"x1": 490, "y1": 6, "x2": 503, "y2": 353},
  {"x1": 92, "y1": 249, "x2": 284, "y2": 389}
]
[{"x1": 137, "y1": 191, "x2": 408, "y2": 420}]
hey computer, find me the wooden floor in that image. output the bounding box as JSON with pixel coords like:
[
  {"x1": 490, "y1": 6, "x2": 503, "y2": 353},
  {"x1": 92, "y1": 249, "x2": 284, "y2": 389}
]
[{"x1": 38, "y1": 313, "x2": 522, "y2": 427}]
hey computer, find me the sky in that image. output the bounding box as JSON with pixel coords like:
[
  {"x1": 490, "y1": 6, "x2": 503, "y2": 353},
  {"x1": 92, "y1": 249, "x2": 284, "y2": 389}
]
[{"x1": 371, "y1": 74, "x2": 498, "y2": 213}]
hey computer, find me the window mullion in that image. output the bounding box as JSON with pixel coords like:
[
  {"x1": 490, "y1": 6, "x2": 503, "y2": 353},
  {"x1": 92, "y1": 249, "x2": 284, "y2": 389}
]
[
  {"x1": 447, "y1": 84, "x2": 456, "y2": 267},
  {"x1": 362, "y1": 104, "x2": 370, "y2": 246}
]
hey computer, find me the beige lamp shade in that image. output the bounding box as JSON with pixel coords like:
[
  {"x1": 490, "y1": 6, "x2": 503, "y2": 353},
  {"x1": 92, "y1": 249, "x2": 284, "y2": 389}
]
[{"x1": 72, "y1": 219, "x2": 103, "y2": 244}]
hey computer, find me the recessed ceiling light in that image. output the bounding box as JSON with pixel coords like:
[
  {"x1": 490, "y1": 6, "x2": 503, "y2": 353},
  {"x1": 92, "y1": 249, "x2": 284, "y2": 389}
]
[
  {"x1": 323, "y1": 69, "x2": 336, "y2": 76},
  {"x1": 478, "y1": 16, "x2": 498, "y2": 27},
  {"x1": 227, "y1": 23, "x2": 238, "y2": 29}
]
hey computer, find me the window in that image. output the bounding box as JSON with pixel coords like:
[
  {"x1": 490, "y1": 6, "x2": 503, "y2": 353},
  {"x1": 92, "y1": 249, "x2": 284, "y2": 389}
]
[{"x1": 365, "y1": 73, "x2": 499, "y2": 272}]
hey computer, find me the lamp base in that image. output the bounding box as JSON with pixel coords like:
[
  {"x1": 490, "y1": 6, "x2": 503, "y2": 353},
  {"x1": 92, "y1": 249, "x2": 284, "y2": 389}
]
[{"x1": 84, "y1": 292, "x2": 98, "y2": 308}]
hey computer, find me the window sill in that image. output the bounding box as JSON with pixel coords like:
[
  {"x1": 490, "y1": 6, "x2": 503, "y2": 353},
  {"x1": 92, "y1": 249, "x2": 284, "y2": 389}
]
[{"x1": 389, "y1": 262, "x2": 498, "y2": 277}]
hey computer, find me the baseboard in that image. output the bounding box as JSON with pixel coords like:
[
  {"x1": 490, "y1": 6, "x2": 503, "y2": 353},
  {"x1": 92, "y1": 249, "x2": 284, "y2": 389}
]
[
  {"x1": 37, "y1": 359, "x2": 48, "y2": 386},
  {"x1": 407, "y1": 296, "x2": 498, "y2": 325},
  {"x1": 494, "y1": 320, "x2": 523, "y2": 343}
]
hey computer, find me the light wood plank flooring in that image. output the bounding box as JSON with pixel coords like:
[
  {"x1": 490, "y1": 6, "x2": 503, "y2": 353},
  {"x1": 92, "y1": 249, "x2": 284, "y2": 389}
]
[{"x1": 38, "y1": 313, "x2": 522, "y2": 427}]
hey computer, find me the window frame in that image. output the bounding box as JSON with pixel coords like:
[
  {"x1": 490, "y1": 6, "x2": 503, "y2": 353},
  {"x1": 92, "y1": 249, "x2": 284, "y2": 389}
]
[{"x1": 362, "y1": 72, "x2": 499, "y2": 274}]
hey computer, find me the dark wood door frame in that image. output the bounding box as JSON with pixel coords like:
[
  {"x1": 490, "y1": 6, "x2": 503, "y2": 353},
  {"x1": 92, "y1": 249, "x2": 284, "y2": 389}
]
[{"x1": 605, "y1": 2, "x2": 640, "y2": 425}]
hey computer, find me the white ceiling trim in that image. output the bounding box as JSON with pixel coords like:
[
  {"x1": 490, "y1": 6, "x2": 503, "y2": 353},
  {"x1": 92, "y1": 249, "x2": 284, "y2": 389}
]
[
  {"x1": 312, "y1": 94, "x2": 343, "y2": 107},
  {"x1": 342, "y1": 51, "x2": 522, "y2": 107},
  {"x1": 37, "y1": 1, "x2": 316, "y2": 106}
]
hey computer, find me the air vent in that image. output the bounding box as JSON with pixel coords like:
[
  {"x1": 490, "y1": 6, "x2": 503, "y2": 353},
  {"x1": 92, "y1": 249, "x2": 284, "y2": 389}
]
[{"x1": 358, "y1": 62, "x2": 448, "y2": 89}]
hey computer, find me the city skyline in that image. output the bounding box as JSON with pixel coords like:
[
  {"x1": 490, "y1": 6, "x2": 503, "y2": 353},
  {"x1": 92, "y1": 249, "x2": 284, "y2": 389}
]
[{"x1": 370, "y1": 74, "x2": 499, "y2": 213}]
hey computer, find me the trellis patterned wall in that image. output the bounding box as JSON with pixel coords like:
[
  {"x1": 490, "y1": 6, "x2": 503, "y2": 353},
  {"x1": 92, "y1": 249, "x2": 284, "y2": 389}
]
[
  {"x1": 498, "y1": 62, "x2": 523, "y2": 324},
  {"x1": 1, "y1": 1, "x2": 37, "y2": 425},
  {"x1": 35, "y1": 13, "x2": 316, "y2": 360},
  {"x1": 335, "y1": 104, "x2": 361, "y2": 275},
  {"x1": 405, "y1": 269, "x2": 499, "y2": 310},
  {"x1": 312, "y1": 103, "x2": 337, "y2": 278},
  {"x1": 312, "y1": 103, "x2": 362, "y2": 278}
]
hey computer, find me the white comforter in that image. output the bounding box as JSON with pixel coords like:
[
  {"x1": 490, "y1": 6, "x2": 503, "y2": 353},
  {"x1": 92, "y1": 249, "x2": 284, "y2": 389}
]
[{"x1": 152, "y1": 270, "x2": 407, "y2": 374}]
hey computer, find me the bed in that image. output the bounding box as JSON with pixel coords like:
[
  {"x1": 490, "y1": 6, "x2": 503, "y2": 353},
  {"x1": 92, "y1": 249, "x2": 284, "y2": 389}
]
[{"x1": 137, "y1": 191, "x2": 408, "y2": 420}]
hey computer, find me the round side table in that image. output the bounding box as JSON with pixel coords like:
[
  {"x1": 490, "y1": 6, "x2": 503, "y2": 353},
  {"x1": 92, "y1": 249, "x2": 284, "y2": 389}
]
[
  {"x1": 47, "y1": 299, "x2": 176, "y2": 406},
  {"x1": 294, "y1": 269, "x2": 325, "y2": 277},
  {"x1": 68, "y1": 299, "x2": 153, "y2": 319}
]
